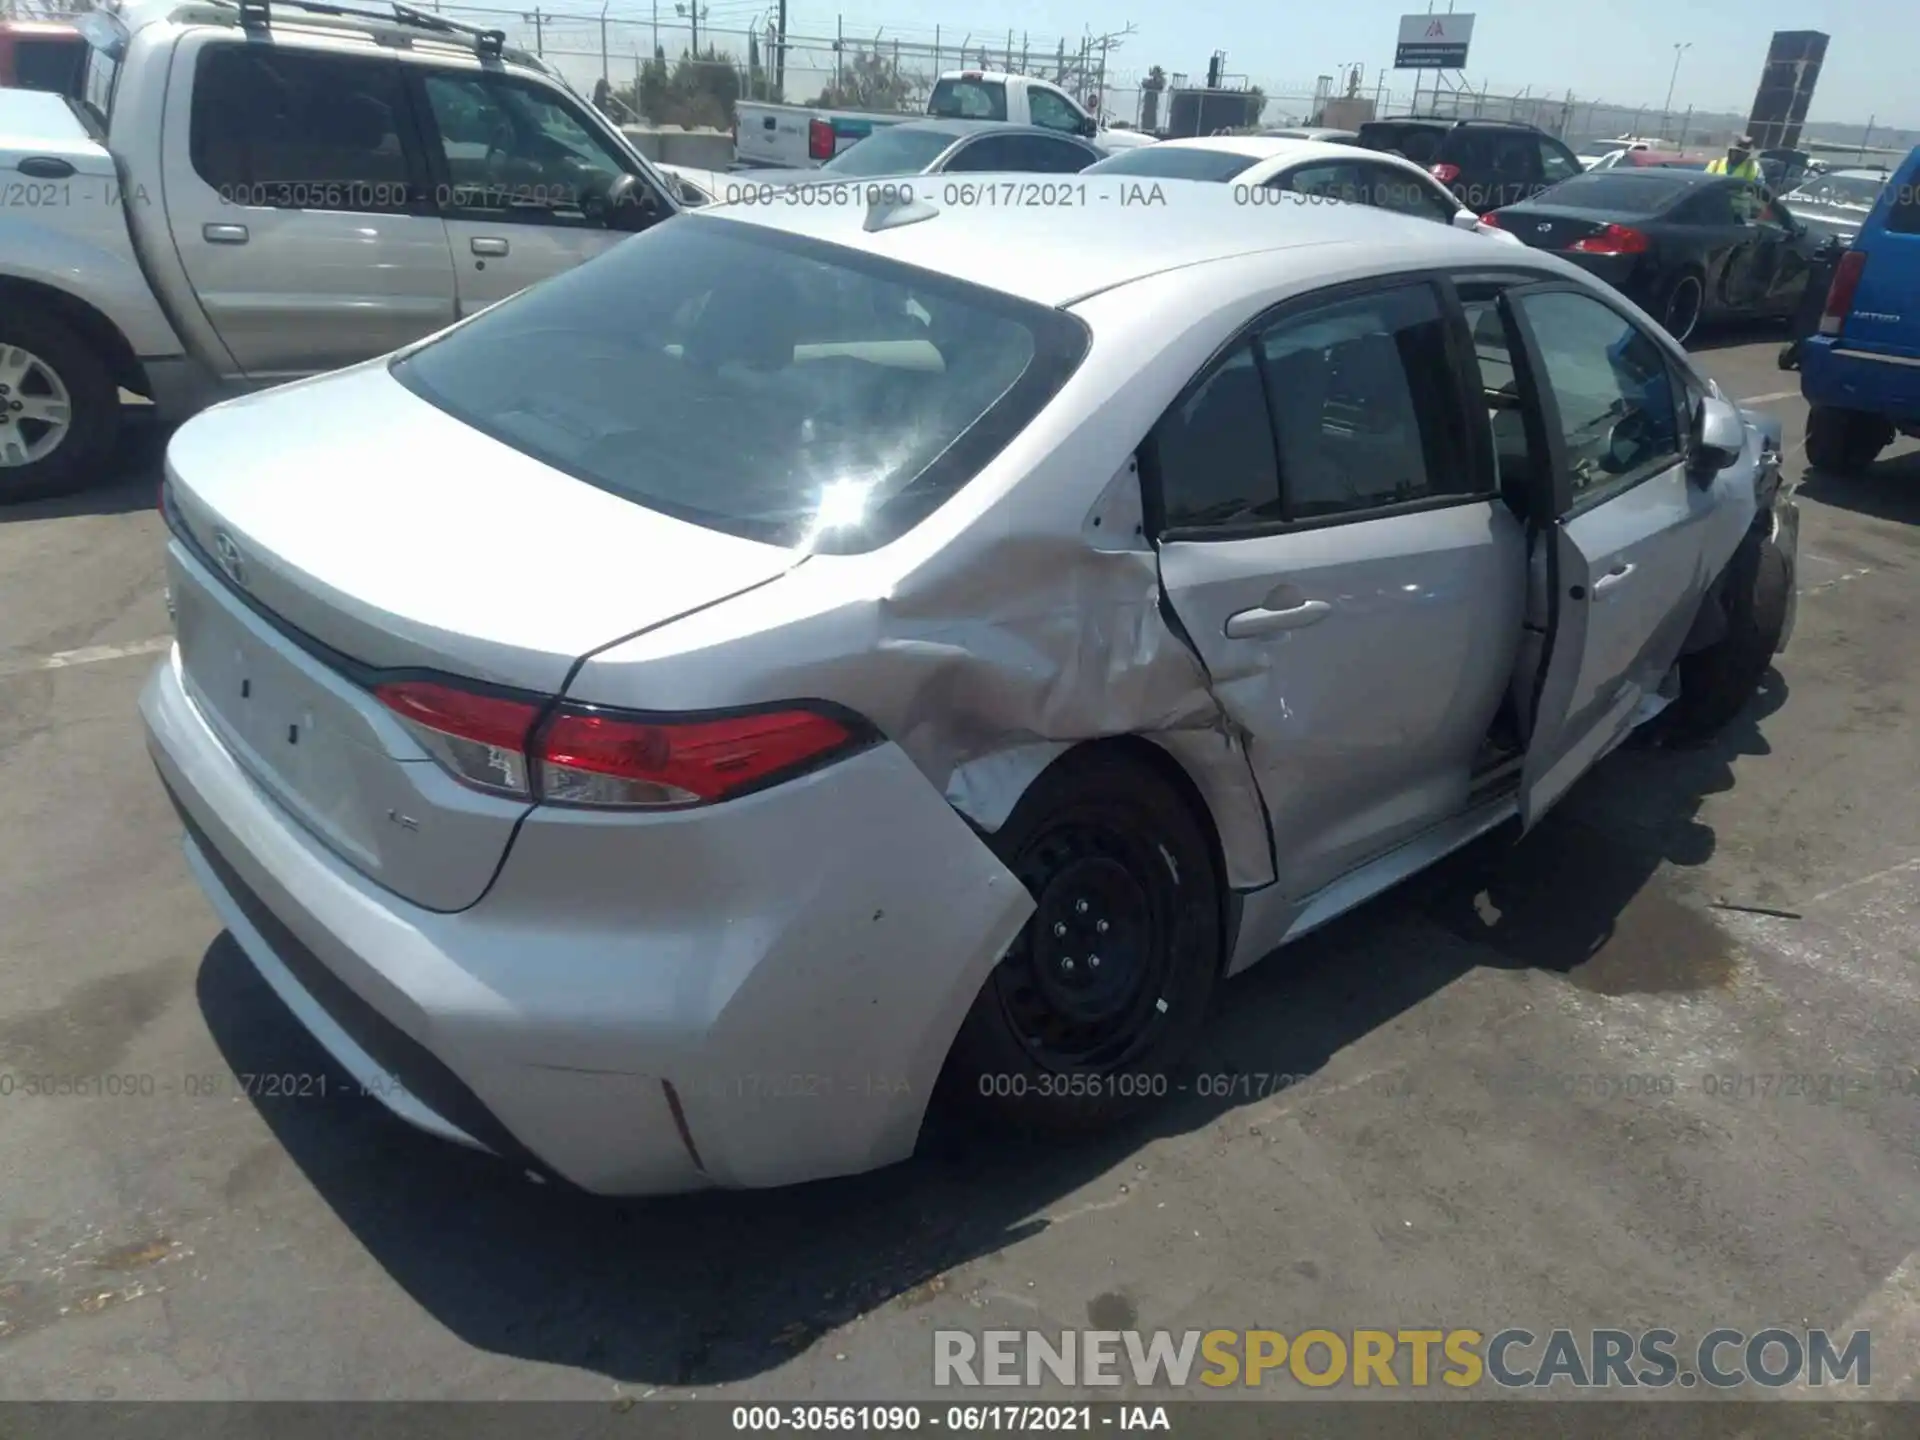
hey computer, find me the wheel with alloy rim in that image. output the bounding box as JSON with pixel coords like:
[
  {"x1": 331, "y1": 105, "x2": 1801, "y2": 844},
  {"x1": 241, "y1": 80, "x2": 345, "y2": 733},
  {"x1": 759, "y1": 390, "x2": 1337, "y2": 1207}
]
[
  {"x1": 1660, "y1": 273, "x2": 1704, "y2": 345},
  {"x1": 0, "y1": 303, "x2": 120, "y2": 505},
  {"x1": 945, "y1": 748, "x2": 1222, "y2": 1131}
]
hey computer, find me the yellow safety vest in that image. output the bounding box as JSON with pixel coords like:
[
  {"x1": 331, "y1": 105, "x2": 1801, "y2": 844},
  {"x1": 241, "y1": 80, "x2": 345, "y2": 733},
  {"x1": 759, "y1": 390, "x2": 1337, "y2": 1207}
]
[{"x1": 1707, "y1": 155, "x2": 1762, "y2": 179}]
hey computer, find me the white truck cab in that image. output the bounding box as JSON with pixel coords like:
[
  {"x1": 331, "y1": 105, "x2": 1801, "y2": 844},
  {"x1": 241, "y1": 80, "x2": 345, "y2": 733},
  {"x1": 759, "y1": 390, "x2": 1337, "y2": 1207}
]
[{"x1": 0, "y1": 0, "x2": 680, "y2": 501}]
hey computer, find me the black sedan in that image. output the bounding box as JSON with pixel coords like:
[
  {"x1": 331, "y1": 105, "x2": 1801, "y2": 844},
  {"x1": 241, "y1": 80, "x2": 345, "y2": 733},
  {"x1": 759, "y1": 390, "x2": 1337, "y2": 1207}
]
[{"x1": 1483, "y1": 169, "x2": 1823, "y2": 344}]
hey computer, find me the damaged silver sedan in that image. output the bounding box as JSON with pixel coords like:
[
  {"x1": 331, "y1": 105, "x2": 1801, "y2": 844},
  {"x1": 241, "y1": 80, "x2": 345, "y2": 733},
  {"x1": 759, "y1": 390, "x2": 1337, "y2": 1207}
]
[{"x1": 141, "y1": 180, "x2": 1798, "y2": 1194}]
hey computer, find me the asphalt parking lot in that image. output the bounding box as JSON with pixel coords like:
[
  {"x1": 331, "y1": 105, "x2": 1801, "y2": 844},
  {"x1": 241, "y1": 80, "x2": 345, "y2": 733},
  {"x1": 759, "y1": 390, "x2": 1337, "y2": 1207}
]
[{"x1": 0, "y1": 333, "x2": 1916, "y2": 1404}]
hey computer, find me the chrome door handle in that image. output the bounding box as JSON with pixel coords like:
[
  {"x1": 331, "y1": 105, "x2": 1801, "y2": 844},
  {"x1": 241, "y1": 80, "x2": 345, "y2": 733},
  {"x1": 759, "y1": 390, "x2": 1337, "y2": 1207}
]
[
  {"x1": 203, "y1": 223, "x2": 249, "y2": 244},
  {"x1": 1224, "y1": 599, "x2": 1332, "y2": 639},
  {"x1": 470, "y1": 236, "x2": 509, "y2": 256},
  {"x1": 1592, "y1": 563, "x2": 1636, "y2": 598}
]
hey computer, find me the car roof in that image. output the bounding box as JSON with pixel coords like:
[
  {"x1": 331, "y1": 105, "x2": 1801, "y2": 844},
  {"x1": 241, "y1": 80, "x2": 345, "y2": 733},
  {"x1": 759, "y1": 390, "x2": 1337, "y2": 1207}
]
[
  {"x1": 1133, "y1": 135, "x2": 1364, "y2": 164},
  {"x1": 696, "y1": 175, "x2": 1508, "y2": 308}
]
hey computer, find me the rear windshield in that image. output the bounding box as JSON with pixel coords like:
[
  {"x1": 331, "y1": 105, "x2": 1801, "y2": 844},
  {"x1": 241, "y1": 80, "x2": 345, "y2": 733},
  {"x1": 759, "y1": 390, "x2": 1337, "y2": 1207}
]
[
  {"x1": 1081, "y1": 146, "x2": 1262, "y2": 182},
  {"x1": 820, "y1": 126, "x2": 957, "y2": 177},
  {"x1": 1527, "y1": 172, "x2": 1694, "y2": 214},
  {"x1": 929, "y1": 78, "x2": 1008, "y2": 122},
  {"x1": 1358, "y1": 123, "x2": 1443, "y2": 166},
  {"x1": 14, "y1": 34, "x2": 84, "y2": 91},
  {"x1": 392, "y1": 217, "x2": 1088, "y2": 552}
]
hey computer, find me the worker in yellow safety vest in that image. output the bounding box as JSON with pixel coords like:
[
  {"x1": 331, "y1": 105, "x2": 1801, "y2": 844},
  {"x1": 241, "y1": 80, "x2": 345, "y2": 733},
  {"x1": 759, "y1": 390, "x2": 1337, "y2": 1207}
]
[{"x1": 1707, "y1": 134, "x2": 1763, "y2": 180}]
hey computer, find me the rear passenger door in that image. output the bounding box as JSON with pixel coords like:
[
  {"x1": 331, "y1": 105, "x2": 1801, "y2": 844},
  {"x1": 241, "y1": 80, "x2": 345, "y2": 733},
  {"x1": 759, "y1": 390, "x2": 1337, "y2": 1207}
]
[
  {"x1": 1481, "y1": 282, "x2": 1724, "y2": 828},
  {"x1": 164, "y1": 37, "x2": 456, "y2": 379},
  {"x1": 1151, "y1": 281, "x2": 1525, "y2": 902}
]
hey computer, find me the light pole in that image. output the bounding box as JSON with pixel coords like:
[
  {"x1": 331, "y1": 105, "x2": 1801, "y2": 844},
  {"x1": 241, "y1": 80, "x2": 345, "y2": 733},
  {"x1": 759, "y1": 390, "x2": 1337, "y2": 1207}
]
[{"x1": 1663, "y1": 42, "x2": 1691, "y2": 140}]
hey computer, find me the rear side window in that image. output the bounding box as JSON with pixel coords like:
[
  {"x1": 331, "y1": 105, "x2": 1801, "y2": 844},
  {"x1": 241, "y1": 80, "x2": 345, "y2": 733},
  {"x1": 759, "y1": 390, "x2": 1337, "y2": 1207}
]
[
  {"x1": 1360, "y1": 124, "x2": 1442, "y2": 166},
  {"x1": 16, "y1": 35, "x2": 84, "y2": 91},
  {"x1": 1150, "y1": 283, "x2": 1475, "y2": 531},
  {"x1": 1886, "y1": 174, "x2": 1920, "y2": 235},
  {"x1": 189, "y1": 46, "x2": 418, "y2": 212},
  {"x1": 392, "y1": 218, "x2": 1088, "y2": 552},
  {"x1": 1256, "y1": 285, "x2": 1474, "y2": 518},
  {"x1": 929, "y1": 78, "x2": 1008, "y2": 121}
]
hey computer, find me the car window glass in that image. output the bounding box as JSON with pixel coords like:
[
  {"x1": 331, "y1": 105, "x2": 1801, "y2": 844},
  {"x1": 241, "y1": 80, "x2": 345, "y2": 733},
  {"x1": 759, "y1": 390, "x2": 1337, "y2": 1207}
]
[
  {"x1": 1150, "y1": 344, "x2": 1281, "y2": 529},
  {"x1": 423, "y1": 71, "x2": 629, "y2": 216},
  {"x1": 1281, "y1": 161, "x2": 1366, "y2": 203},
  {"x1": 1361, "y1": 163, "x2": 1454, "y2": 221},
  {"x1": 1002, "y1": 135, "x2": 1098, "y2": 173},
  {"x1": 928, "y1": 77, "x2": 1009, "y2": 121},
  {"x1": 394, "y1": 218, "x2": 1077, "y2": 551},
  {"x1": 1391, "y1": 128, "x2": 1442, "y2": 165},
  {"x1": 1256, "y1": 284, "x2": 1474, "y2": 519},
  {"x1": 1025, "y1": 86, "x2": 1081, "y2": 133},
  {"x1": 1730, "y1": 182, "x2": 1765, "y2": 223},
  {"x1": 1888, "y1": 176, "x2": 1920, "y2": 235},
  {"x1": 1516, "y1": 290, "x2": 1683, "y2": 497},
  {"x1": 1538, "y1": 139, "x2": 1580, "y2": 184},
  {"x1": 1489, "y1": 133, "x2": 1538, "y2": 179},
  {"x1": 1677, "y1": 184, "x2": 1739, "y2": 225},
  {"x1": 1459, "y1": 296, "x2": 1544, "y2": 512},
  {"x1": 821, "y1": 126, "x2": 957, "y2": 176},
  {"x1": 189, "y1": 45, "x2": 417, "y2": 211},
  {"x1": 943, "y1": 136, "x2": 1018, "y2": 172}
]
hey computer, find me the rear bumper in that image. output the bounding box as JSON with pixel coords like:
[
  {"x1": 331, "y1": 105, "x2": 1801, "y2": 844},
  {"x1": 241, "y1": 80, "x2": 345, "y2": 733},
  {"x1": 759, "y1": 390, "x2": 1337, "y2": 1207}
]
[
  {"x1": 1799, "y1": 337, "x2": 1920, "y2": 425},
  {"x1": 142, "y1": 648, "x2": 1033, "y2": 1195}
]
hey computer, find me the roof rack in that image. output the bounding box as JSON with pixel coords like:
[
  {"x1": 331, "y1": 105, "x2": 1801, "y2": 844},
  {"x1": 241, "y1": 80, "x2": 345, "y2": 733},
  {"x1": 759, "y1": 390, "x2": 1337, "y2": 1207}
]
[
  {"x1": 231, "y1": 0, "x2": 508, "y2": 58},
  {"x1": 1378, "y1": 114, "x2": 1542, "y2": 129}
]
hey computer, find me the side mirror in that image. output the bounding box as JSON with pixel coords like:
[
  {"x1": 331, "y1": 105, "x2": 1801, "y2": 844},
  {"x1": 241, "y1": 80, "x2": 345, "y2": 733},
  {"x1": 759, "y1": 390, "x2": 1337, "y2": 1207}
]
[
  {"x1": 1689, "y1": 395, "x2": 1746, "y2": 481},
  {"x1": 1078, "y1": 114, "x2": 1099, "y2": 138},
  {"x1": 1452, "y1": 208, "x2": 1480, "y2": 231},
  {"x1": 598, "y1": 173, "x2": 662, "y2": 232}
]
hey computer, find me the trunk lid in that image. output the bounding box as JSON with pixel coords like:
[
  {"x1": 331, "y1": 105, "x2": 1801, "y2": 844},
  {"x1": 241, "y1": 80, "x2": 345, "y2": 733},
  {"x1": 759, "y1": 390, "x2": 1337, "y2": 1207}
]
[
  {"x1": 1490, "y1": 204, "x2": 1617, "y2": 251},
  {"x1": 164, "y1": 360, "x2": 802, "y2": 909}
]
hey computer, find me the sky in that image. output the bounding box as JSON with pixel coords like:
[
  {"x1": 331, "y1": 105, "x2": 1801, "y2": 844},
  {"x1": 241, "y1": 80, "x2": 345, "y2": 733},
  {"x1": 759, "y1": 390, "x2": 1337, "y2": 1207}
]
[{"x1": 731, "y1": 0, "x2": 1915, "y2": 129}]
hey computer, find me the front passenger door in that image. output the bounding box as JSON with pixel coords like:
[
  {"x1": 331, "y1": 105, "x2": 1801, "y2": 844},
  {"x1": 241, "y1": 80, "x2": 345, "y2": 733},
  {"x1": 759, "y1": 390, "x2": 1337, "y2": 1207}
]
[
  {"x1": 412, "y1": 67, "x2": 671, "y2": 315},
  {"x1": 1496, "y1": 284, "x2": 1720, "y2": 827}
]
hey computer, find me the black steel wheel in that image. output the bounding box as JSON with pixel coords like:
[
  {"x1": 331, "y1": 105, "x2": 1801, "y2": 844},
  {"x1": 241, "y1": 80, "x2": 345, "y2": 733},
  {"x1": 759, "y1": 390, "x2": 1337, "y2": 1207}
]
[{"x1": 945, "y1": 747, "x2": 1222, "y2": 1131}]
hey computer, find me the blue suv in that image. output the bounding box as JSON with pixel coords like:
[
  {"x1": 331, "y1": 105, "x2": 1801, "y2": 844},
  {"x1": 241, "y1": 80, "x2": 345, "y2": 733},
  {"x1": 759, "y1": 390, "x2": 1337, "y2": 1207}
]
[{"x1": 1799, "y1": 145, "x2": 1920, "y2": 473}]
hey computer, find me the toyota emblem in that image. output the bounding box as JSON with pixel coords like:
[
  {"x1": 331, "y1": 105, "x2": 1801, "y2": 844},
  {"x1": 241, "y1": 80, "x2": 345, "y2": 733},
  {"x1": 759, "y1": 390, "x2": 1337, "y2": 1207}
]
[{"x1": 212, "y1": 529, "x2": 249, "y2": 588}]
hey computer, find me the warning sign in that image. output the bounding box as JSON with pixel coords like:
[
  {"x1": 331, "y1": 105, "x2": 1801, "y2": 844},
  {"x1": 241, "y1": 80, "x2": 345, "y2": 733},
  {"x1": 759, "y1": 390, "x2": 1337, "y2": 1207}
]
[{"x1": 1394, "y1": 12, "x2": 1475, "y2": 68}]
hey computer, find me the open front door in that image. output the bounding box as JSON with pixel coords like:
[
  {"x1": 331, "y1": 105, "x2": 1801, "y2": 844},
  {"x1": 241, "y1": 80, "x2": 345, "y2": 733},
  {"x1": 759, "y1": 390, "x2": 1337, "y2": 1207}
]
[{"x1": 1495, "y1": 283, "x2": 1719, "y2": 831}]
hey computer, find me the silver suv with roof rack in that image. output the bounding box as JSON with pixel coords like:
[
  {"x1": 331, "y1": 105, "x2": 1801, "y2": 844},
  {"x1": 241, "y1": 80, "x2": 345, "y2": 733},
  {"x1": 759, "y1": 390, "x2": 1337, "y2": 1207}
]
[{"x1": 0, "y1": 0, "x2": 683, "y2": 501}]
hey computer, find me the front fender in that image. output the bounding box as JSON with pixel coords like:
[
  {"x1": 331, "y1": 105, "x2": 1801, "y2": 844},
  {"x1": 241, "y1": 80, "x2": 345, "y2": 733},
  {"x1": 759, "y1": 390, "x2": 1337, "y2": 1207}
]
[{"x1": 0, "y1": 210, "x2": 184, "y2": 360}]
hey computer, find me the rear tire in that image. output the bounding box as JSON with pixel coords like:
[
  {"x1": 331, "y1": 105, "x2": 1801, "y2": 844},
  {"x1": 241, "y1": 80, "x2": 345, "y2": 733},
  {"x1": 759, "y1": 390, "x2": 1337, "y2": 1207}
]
[
  {"x1": 1659, "y1": 530, "x2": 1791, "y2": 745},
  {"x1": 0, "y1": 303, "x2": 121, "y2": 505},
  {"x1": 945, "y1": 748, "x2": 1223, "y2": 1132},
  {"x1": 1805, "y1": 404, "x2": 1890, "y2": 474},
  {"x1": 1654, "y1": 271, "x2": 1705, "y2": 345}
]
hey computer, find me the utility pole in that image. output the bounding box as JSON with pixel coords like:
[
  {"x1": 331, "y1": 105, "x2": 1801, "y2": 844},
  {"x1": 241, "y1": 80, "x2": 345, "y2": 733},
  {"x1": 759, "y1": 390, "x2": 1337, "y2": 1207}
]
[
  {"x1": 599, "y1": 1, "x2": 610, "y2": 89},
  {"x1": 522, "y1": 8, "x2": 545, "y2": 56},
  {"x1": 775, "y1": 0, "x2": 787, "y2": 98},
  {"x1": 1663, "y1": 41, "x2": 1691, "y2": 141}
]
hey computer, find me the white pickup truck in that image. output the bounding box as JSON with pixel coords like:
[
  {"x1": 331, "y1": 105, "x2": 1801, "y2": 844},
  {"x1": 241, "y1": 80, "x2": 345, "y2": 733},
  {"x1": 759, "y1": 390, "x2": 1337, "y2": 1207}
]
[
  {"x1": 734, "y1": 68, "x2": 1153, "y2": 169},
  {"x1": 0, "y1": 0, "x2": 685, "y2": 502}
]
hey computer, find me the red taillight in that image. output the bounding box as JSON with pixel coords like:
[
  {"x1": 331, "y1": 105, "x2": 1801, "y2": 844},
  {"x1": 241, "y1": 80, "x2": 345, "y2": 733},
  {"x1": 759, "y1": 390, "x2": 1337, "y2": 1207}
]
[
  {"x1": 376, "y1": 679, "x2": 862, "y2": 809},
  {"x1": 1819, "y1": 249, "x2": 1867, "y2": 336},
  {"x1": 807, "y1": 117, "x2": 834, "y2": 161},
  {"x1": 1430, "y1": 162, "x2": 1461, "y2": 184},
  {"x1": 375, "y1": 679, "x2": 542, "y2": 797},
  {"x1": 537, "y1": 707, "x2": 855, "y2": 808},
  {"x1": 1480, "y1": 209, "x2": 1506, "y2": 227},
  {"x1": 1568, "y1": 223, "x2": 1650, "y2": 255}
]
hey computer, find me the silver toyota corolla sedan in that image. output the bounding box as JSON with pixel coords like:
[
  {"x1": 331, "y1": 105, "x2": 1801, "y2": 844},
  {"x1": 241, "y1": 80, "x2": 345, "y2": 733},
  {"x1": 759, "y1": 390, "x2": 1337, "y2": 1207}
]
[{"x1": 143, "y1": 179, "x2": 1799, "y2": 1195}]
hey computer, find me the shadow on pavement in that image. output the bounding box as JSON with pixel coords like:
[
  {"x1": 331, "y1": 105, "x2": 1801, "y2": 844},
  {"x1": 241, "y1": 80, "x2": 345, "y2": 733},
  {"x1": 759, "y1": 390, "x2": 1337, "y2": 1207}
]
[
  {"x1": 1796, "y1": 448, "x2": 1920, "y2": 526},
  {"x1": 1683, "y1": 316, "x2": 1792, "y2": 357},
  {"x1": 195, "y1": 671, "x2": 1787, "y2": 1388},
  {"x1": 0, "y1": 417, "x2": 167, "y2": 524}
]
